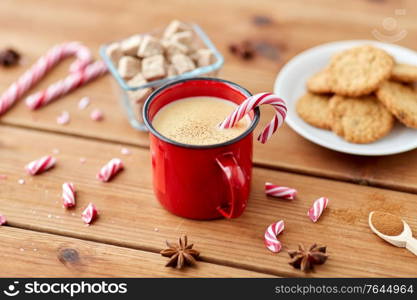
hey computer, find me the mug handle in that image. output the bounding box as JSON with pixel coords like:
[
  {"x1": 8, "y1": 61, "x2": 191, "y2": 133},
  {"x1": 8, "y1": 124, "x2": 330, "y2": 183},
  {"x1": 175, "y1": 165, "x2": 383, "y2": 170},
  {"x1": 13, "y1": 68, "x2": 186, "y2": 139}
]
[{"x1": 215, "y1": 152, "x2": 248, "y2": 219}]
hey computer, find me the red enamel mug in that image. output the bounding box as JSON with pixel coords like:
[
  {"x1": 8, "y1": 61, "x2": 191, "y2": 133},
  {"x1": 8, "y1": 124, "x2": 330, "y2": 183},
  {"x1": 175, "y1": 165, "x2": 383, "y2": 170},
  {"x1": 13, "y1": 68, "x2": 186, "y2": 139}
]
[{"x1": 143, "y1": 78, "x2": 260, "y2": 220}]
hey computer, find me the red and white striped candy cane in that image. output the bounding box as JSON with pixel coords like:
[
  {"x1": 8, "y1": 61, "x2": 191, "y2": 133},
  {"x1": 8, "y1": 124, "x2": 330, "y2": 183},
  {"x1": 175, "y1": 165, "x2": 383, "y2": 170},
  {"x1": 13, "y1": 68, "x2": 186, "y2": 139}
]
[
  {"x1": 62, "y1": 182, "x2": 76, "y2": 208},
  {"x1": 219, "y1": 92, "x2": 287, "y2": 144},
  {"x1": 81, "y1": 203, "x2": 98, "y2": 224},
  {"x1": 308, "y1": 197, "x2": 329, "y2": 223},
  {"x1": 97, "y1": 158, "x2": 124, "y2": 182},
  {"x1": 0, "y1": 214, "x2": 6, "y2": 226},
  {"x1": 264, "y1": 220, "x2": 285, "y2": 253},
  {"x1": 25, "y1": 155, "x2": 56, "y2": 175},
  {"x1": 0, "y1": 42, "x2": 92, "y2": 115},
  {"x1": 265, "y1": 182, "x2": 297, "y2": 200},
  {"x1": 26, "y1": 60, "x2": 107, "y2": 110}
]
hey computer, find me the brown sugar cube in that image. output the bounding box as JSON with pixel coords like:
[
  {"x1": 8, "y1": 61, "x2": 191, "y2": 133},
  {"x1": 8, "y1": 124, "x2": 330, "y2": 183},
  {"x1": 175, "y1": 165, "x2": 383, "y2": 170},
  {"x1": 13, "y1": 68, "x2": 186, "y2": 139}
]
[
  {"x1": 171, "y1": 53, "x2": 195, "y2": 74},
  {"x1": 163, "y1": 40, "x2": 189, "y2": 57},
  {"x1": 163, "y1": 20, "x2": 189, "y2": 39},
  {"x1": 105, "y1": 43, "x2": 122, "y2": 66},
  {"x1": 137, "y1": 35, "x2": 163, "y2": 58},
  {"x1": 127, "y1": 87, "x2": 153, "y2": 104},
  {"x1": 127, "y1": 87, "x2": 153, "y2": 122},
  {"x1": 194, "y1": 49, "x2": 215, "y2": 67},
  {"x1": 118, "y1": 56, "x2": 141, "y2": 79},
  {"x1": 142, "y1": 54, "x2": 166, "y2": 80},
  {"x1": 167, "y1": 64, "x2": 178, "y2": 77},
  {"x1": 127, "y1": 73, "x2": 147, "y2": 87},
  {"x1": 121, "y1": 35, "x2": 142, "y2": 56},
  {"x1": 170, "y1": 31, "x2": 193, "y2": 47}
]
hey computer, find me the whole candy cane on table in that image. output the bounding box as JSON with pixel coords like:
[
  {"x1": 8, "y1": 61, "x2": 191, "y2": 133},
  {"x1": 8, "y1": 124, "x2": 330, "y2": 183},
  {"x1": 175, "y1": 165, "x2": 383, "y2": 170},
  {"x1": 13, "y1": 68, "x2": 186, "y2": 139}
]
[
  {"x1": 264, "y1": 220, "x2": 285, "y2": 253},
  {"x1": 81, "y1": 203, "x2": 98, "y2": 224},
  {"x1": 308, "y1": 197, "x2": 329, "y2": 223},
  {"x1": 96, "y1": 158, "x2": 124, "y2": 182},
  {"x1": 0, "y1": 42, "x2": 92, "y2": 115},
  {"x1": 265, "y1": 182, "x2": 297, "y2": 200},
  {"x1": 219, "y1": 92, "x2": 287, "y2": 143},
  {"x1": 62, "y1": 182, "x2": 76, "y2": 208},
  {"x1": 25, "y1": 155, "x2": 56, "y2": 176},
  {"x1": 26, "y1": 60, "x2": 108, "y2": 110}
]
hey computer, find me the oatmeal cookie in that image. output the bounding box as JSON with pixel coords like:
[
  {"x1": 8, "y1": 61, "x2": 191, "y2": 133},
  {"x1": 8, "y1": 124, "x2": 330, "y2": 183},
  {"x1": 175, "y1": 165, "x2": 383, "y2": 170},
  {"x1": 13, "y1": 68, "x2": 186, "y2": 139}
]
[{"x1": 329, "y1": 95, "x2": 394, "y2": 143}]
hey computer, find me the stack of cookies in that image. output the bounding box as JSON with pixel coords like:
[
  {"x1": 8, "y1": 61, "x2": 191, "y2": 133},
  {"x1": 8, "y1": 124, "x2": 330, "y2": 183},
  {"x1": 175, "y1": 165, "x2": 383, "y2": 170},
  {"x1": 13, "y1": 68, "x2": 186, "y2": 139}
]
[{"x1": 296, "y1": 45, "x2": 417, "y2": 144}]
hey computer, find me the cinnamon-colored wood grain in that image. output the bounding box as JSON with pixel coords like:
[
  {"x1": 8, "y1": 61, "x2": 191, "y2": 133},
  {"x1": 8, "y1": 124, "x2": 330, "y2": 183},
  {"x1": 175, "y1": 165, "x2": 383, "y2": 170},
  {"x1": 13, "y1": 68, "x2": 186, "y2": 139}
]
[
  {"x1": 1, "y1": 0, "x2": 417, "y2": 193},
  {"x1": 0, "y1": 227, "x2": 270, "y2": 277},
  {"x1": 0, "y1": 126, "x2": 416, "y2": 277}
]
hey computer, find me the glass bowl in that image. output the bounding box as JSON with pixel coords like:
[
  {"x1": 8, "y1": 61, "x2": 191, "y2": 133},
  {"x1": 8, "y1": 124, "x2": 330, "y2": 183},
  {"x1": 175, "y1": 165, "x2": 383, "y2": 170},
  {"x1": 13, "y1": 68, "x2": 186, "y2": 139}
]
[{"x1": 100, "y1": 23, "x2": 224, "y2": 131}]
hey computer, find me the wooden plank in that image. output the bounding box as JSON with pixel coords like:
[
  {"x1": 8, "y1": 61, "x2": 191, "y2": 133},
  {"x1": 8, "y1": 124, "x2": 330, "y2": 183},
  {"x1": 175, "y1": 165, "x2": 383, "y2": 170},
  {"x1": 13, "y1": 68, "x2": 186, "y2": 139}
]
[
  {"x1": 0, "y1": 126, "x2": 416, "y2": 277},
  {"x1": 1, "y1": 0, "x2": 417, "y2": 193},
  {"x1": 0, "y1": 227, "x2": 269, "y2": 277}
]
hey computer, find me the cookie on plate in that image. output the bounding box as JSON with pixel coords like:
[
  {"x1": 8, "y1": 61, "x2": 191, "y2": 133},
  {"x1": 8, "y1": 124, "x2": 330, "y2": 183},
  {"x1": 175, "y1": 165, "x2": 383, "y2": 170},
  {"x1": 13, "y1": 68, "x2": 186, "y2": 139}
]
[
  {"x1": 329, "y1": 95, "x2": 394, "y2": 143},
  {"x1": 306, "y1": 70, "x2": 332, "y2": 94},
  {"x1": 377, "y1": 81, "x2": 417, "y2": 128},
  {"x1": 390, "y1": 64, "x2": 417, "y2": 83},
  {"x1": 328, "y1": 45, "x2": 394, "y2": 97},
  {"x1": 296, "y1": 92, "x2": 332, "y2": 129}
]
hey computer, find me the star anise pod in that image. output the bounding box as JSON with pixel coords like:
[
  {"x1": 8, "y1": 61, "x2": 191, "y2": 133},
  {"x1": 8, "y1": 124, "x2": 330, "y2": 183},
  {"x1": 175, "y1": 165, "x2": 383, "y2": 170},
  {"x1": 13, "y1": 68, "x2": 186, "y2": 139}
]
[
  {"x1": 160, "y1": 234, "x2": 200, "y2": 269},
  {"x1": 288, "y1": 243, "x2": 328, "y2": 272},
  {"x1": 0, "y1": 48, "x2": 20, "y2": 67}
]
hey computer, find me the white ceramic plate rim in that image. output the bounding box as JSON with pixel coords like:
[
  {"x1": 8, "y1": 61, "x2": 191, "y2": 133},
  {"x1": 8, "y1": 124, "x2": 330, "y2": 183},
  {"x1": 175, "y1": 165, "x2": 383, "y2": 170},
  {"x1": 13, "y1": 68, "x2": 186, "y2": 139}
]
[{"x1": 274, "y1": 40, "x2": 417, "y2": 156}]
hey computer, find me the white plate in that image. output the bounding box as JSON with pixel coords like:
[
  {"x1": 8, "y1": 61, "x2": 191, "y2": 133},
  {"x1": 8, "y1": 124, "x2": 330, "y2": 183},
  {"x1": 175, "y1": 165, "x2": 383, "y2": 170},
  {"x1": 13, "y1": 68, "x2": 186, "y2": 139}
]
[{"x1": 274, "y1": 40, "x2": 417, "y2": 156}]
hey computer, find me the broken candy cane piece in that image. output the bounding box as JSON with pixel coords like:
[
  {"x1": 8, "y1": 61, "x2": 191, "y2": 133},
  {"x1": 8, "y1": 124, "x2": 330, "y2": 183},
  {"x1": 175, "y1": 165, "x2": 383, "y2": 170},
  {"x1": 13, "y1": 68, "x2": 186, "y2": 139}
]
[
  {"x1": 57, "y1": 111, "x2": 70, "y2": 125},
  {"x1": 90, "y1": 109, "x2": 104, "y2": 121},
  {"x1": 308, "y1": 197, "x2": 329, "y2": 223},
  {"x1": 62, "y1": 182, "x2": 76, "y2": 208},
  {"x1": 81, "y1": 203, "x2": 98, "y2": 224},
  {"x1": 264, "y1": 220, "x2": 285, "y2": 253},
  {"x1": 96, "y1": 158, "x2": 124, "y2": 182},
  {"x1": 265, "y1": 182, "x2": 297, "y2": 200},
  {"x1": 78, "y1": 96, "x2": 90, "y2": 110},
  {"x1": 0, "y1": 214, "x2": 6, "y2": 225},
  {"x1": 25, "y1": 155, "x2": 56, "y2": 175}
]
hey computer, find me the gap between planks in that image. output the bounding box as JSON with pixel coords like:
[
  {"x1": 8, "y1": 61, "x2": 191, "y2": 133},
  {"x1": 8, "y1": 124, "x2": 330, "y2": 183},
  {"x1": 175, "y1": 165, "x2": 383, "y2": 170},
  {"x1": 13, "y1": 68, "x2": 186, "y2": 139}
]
[
  {"x1": 1, "y1": 122, "x2": 416, "y2": 196},
  {"x1": 4, "y1": 222, "x2": 284, "y2": 278}
]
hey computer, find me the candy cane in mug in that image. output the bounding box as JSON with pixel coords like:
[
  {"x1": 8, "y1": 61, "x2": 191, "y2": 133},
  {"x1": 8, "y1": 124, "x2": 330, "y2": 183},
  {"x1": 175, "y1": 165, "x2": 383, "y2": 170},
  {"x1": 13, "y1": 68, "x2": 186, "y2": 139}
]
[
  {"x1": 264, "y1": 220, "x2": 285, "y2": 253},
  {"x1": 0, "y1": 42, "x2": 92, "y2": 115},
  {"x1": 26, "y1": 60, "x2": 107, "y2": 110},
  {"x1": 265, "y1": 182, "x2": 297, "y2": 200},
  {"x1": 308, "y1": 197, "x2": 329, "y2": 223},
  {"x1": 97, "y1": 158, "x2": 124, "y2": 182},
  {"x1": 219, "y1": 92, "x2": 287, "y2": 143},
  {"x1": 25, "y1": 155, "x2": 56, "y2": 175},
  {"x1": 62, "y1": 182, "x2": 76, "y2": 208}
]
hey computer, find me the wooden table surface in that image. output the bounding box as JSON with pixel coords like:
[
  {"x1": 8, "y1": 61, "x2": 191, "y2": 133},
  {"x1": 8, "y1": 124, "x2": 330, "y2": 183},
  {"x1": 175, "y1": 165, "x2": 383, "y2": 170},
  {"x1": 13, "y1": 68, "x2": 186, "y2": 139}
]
[{"x1": 0, "y1": 0, "x2": 416, "y2": 277}]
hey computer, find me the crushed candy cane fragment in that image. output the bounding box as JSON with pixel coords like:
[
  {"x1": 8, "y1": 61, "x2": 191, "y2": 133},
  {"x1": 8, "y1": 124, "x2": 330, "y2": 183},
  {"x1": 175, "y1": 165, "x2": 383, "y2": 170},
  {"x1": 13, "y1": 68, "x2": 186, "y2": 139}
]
[
  {"x1": 121, "y1": 147, "x2": 131, "y2": 155},
  {"x1": 90, "y1": 109, "x2": 103, "y2": 121},
  {"x1": 0, "y1": 214, "x2": 6, "y2": 225},
  {"x1": 97, "y1": 158, "x2": 124, "y2": 182},
  {"x1": 308, "y1": 197, "x2": 329, "y2": 223},
  {"x1": 264, "y1": 220, "x2": 285, "y2": 253},
  {"x1": 57, "y1": 111, "x2": 70, "y2": 125},
  {"x1": 62, "y1": 182, "x2": 76, "y2": 208},
  {"x1": 82, "y1": 203, "x2": 98, "y2": 224},
  {"x1": 265, "y1": 182, "x2": 297, "y2": 200},
  {"x1": 18, "y1": 178, "x2": 25, "y2": 184},
  {"x1": 78, "y1": 96, "x2": 90, "y2": 110},
  {"x1": 79, "y1": 157, "x2": 86, "y2": 164},
  {"x1": 25, "y1": 155, "x2": 56, "y2": 175},
  {"x1": 0, "y1": 174, "x2": 7, "y2": 180},
  {"x1": 52, "y1": 148, "x2": 60, "y2": 154}
]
